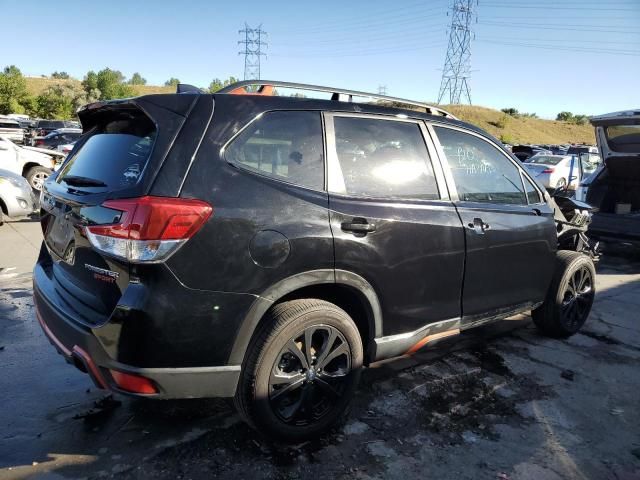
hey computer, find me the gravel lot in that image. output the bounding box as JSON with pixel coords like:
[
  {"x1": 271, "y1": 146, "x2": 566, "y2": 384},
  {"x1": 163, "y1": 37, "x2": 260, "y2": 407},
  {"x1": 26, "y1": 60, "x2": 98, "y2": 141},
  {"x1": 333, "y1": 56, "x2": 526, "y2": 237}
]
[{"x1": 1, "y1": 218, "x2": 639, "y2": 480}]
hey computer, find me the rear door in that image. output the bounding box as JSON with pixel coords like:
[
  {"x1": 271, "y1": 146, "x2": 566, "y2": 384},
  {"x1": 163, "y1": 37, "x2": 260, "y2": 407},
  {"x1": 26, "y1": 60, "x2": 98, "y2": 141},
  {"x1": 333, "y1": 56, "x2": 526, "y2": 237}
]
[
  {"x1": 325, "y1": 113, "x2": 465, "y2": 336},
  {"x1": 429, "y1": 124, "x2": 556, "y2": 325}
]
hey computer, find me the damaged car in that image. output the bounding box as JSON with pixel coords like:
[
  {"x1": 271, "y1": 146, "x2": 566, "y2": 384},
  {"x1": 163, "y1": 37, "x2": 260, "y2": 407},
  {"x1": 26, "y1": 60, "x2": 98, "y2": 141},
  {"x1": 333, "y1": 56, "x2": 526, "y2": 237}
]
[
  {"x1": 576, "y1": 110, "x2": 640, "y2": 244},
  {"x1": 34, "y1": 81, "x2": 597, "y2": 441}
]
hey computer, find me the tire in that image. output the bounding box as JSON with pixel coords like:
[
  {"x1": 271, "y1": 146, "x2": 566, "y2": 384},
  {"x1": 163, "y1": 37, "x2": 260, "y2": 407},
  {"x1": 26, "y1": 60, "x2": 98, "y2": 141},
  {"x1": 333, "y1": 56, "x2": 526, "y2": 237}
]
[
  {"x1": 235, "y1": 299, "x2": 363, "y2": 442},
  {"x1": 532, "y1": 251, "x2": 596, "y2": 338},
  {"x1": 555, "y1": 177, "x2": 567, "y2": 189},
  {"x1": 25, "y1": 166, "x2": 51, "y2": 191}
]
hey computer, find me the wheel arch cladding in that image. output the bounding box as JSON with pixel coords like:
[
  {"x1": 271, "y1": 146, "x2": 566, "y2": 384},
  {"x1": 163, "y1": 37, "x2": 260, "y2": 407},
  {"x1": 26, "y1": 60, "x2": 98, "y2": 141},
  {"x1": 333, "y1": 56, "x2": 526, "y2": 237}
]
[{"x1": 227, "y1": 269, "x2": 383, "y2": 365}]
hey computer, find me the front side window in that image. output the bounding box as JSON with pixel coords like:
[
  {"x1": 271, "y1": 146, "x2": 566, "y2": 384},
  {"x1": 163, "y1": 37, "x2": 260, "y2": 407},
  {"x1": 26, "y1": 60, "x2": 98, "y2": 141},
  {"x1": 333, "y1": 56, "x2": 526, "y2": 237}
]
[
  {"x1": 225, "y1": 111, "x2": 324, "y2": 190},
  {"x1": 331, "y1": 116, "x2": 439, "y2": 199},
  {"x1": 434, "y1": 126, "x2": 526, "y2": 205}
]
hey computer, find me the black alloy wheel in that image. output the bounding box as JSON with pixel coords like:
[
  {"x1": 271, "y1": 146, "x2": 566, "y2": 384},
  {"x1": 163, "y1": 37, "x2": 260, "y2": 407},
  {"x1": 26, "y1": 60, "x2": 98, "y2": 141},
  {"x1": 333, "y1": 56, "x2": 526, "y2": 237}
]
[{"x1": 269, "y1": 325, "x2": 351, "y2": 426}]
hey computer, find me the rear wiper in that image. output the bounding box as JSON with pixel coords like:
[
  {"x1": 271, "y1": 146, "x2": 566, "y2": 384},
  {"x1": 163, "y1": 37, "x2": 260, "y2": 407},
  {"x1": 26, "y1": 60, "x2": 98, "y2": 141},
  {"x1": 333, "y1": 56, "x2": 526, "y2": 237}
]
[{"x1": 62, "y1": 175, "x2": 107, "y2": 187}]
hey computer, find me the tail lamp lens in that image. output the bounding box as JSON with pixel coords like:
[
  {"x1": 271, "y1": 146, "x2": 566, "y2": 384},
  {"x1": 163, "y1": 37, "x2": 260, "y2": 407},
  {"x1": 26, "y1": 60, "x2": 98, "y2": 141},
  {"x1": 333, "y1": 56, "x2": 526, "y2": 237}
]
[
  {"x1": 85, "y1": 196, "x2": 212, "y2": 263},
  {"x1": 542, "y1": 168, "x2": 555, "y2": 173}
]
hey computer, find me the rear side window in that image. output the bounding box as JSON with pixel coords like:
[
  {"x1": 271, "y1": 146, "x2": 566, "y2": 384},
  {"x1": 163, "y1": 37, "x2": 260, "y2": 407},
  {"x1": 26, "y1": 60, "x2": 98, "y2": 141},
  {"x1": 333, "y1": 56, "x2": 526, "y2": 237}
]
[
  {"x1": 225, "y1": 111, "x2": 324, "y2": 190},
  {"x1": 434, "y1": 126, "x2": 526, "y2": 205},
  {"x1": 57, "y1": 115, "x2": 155, "y2": 190},
  {"x1": 523, "y1": 175, "x2": 542, "y2": 204},
  {"x1": 331, "y1": 116, "x2": 439, "y2": 199},
  {"x1": 0, "y1": 122, "x2": 20, "y2": 128}
]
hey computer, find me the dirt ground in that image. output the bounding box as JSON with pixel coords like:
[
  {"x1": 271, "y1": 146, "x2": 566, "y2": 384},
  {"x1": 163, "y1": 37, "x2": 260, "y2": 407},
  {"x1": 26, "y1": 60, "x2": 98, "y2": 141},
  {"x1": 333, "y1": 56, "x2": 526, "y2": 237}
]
[{"x1": 0, "y1": 219, "x2": 639, "y2": 480}]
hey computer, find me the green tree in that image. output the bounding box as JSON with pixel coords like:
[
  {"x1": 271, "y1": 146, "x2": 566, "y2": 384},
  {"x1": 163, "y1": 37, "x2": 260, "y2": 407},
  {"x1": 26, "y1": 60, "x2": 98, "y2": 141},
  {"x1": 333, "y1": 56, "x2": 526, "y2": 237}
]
[
  {"x1": 501, "y1": 107, "x2": 519, "y2": 117},
  {"x1": 51, "y1": 71, "x2": 70, "y2": 79},
  {"x1": 208, "y1": 76, "x2": 239, "y2": 93},
  {"x1": 82, "y1": 68, "x2": 134, "y2": 100},
  {"x1": 127, "y1": 72, "x2": 147, "y2": 85},
  {"x1": 572, "y1": 114, "x2": 589, "y2": 126},
  {"x1": 556, "y1": 111, "x2": 574, "y2": 122},
  {"x1": 164, "y1": 77, "x2": 181, "y2": 87},
  {"x1": 0, "y1": 65, "x2": 30, "y2": 114},
  {"x1": 35, "y1": 83, "x2": 95, "y2": 119}
]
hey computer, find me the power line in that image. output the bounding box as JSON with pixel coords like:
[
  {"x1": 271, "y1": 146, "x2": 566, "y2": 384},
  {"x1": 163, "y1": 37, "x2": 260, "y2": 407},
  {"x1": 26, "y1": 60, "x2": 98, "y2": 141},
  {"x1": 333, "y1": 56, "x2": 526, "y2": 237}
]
[
  {"x1": 479, "y1": 21, "x2": 640, "y2": 34},
  {"x1": 478, "y1": 39, "x2": 640, "y2": 56},
  {"x1": 238, "y1": 23, "x2": 267, "y2": 80},
  {"x1": 437, "y1": 0, "x2": 475, "y2": 105}
]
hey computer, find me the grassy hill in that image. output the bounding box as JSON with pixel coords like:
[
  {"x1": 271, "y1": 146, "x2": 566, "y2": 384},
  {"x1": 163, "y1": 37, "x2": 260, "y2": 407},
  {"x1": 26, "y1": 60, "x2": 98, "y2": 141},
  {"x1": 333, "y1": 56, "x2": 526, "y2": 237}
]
[
  {"x1": 445, "y1": 105, "x2": 594, "y2": 145},
  {"x1": 25, "y1": 77, "x2": 594, "y2": 144},
  {"x1": 25, "y1": 77, "x2": 174, "y2": 96}
]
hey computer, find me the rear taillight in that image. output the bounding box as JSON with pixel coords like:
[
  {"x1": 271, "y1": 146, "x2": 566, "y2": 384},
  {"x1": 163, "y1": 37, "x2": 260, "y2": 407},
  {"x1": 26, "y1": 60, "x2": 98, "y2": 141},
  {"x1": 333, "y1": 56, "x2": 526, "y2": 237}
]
[
  {"x1": 542, "y1": 168, "x2": 555, "y2": 173},
  {"x1": 85, "y1": 196, "x2": 212, "y2": 263},
  {"x1": 35, "y1": 139, "x2": 44, "y2": 146}
]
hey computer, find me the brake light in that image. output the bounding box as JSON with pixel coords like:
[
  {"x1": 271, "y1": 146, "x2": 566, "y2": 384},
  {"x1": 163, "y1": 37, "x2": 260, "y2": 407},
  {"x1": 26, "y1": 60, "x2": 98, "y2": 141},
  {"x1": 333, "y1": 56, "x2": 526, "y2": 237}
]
[
  {"x1": 85, "y1": 196, "x2": 212, "y2": 263},
  {"x1": 35, "y1": 139, "x2": 44, "y2": 146},
  {"x1": 542, "y1": 168, "x2": 555, "y2": 173}
]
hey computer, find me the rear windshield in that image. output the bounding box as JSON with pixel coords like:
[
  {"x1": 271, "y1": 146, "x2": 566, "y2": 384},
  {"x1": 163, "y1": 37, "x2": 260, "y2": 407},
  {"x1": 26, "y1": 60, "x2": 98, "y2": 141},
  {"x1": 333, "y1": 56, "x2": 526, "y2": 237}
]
[
  {"x1": 39, "y1": 120, "x2": 68, "y2": 128},
  {"x1": 527, "y1": 155, "x2": 563, "y2": 165},
  {"x1": 566, "y1": 146, "x2": 590, "y2": 155},
  {"x1": 606, "y1": 125, "x2": 640, "y2": 153},
  {"x1": 57, "y1": 115, "x2": 156, "y2": 191}
]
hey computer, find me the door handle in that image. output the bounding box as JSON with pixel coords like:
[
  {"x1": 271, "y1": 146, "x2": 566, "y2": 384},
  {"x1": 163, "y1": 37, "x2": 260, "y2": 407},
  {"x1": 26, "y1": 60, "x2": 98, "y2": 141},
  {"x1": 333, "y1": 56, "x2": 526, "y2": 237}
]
[
  {"x1": 341, "y1": 218, "x2": 376, "y2": 234},
  {"x1": 467, "y1": 217, "x2": 490, "y2": 235}
]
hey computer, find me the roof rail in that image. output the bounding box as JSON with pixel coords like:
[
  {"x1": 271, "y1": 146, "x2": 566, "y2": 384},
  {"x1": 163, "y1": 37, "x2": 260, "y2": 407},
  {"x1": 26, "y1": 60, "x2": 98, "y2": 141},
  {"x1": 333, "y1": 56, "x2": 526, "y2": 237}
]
[{"x1": 216, "y1": 80, "x2": 457, "y2": 119}]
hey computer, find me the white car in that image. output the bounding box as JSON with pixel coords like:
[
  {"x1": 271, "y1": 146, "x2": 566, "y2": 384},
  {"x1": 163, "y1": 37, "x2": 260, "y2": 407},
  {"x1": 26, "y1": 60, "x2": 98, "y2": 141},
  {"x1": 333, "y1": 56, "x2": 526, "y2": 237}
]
[
  {"x1": 522, "y1": 154, "x2": 597, "y2": 190},
  {"x1": 0, "y1": 168, "x2": 37, "y2": 224},
  {"x1": 0, "y1": 118, "x2": 25, "y2": 144},
  {"x1": 0, "y1": 136, "x2": 62, "y2": 191}
]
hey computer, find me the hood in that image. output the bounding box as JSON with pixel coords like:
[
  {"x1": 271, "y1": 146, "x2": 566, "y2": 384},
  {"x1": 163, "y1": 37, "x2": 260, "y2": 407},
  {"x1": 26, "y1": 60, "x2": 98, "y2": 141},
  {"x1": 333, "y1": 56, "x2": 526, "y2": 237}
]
[
  {"x1": 17, "y1": 146, "x2": 53, "y2": 164},
  {"x1": 0, "y1": 167, "x2": 30, "y2": 185}
]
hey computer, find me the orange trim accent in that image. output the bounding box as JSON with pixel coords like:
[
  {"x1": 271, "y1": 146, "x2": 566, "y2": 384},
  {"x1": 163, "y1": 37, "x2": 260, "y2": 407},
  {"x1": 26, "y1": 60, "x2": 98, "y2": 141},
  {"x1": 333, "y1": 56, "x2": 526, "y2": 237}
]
[
  {"x1": 35, "y1": 298, "x2": 71, "y2": 357},
  {"x1": 227, "y1": 85, "x2": 275, "y2": 96},
  {"x1": 73, "y1": 346, "x2": 108, "y2": 389},
  {"x1": 405, "y1": 329, "x2": 460, "y2": 355},
  {"x1": 35, "y1": 296, "x2": 108, "y2": 390}
]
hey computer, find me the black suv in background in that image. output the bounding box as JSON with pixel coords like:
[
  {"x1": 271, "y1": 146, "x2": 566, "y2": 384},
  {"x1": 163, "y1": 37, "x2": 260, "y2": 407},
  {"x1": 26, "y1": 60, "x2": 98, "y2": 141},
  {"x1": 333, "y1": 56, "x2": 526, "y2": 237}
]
[{"x1": 34, "y1": 81, "x2": 596, "y2": 441}]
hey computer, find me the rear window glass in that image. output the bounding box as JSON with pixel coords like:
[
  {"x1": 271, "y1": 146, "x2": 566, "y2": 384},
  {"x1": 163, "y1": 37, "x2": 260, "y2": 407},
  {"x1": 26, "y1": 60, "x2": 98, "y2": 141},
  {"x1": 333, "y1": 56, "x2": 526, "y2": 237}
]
[
  {"x1": 606, "y1": 125, "x2": 640, "y2": 153},
  {"x1": 225, "y1": 111, "x2": 324, "y2": 190},
  {"x1": 526, "y1": 155, "x2": 563, "y2": 165},
  {"x1": 57, "y1": 116, "x2": 155, "y2": 190},
  {"x1": 0, "y1": 121, "x2": 20, "y2": 128},
  {"x1": 38, "y1": 120, "x2": 65, "y2": 129}
]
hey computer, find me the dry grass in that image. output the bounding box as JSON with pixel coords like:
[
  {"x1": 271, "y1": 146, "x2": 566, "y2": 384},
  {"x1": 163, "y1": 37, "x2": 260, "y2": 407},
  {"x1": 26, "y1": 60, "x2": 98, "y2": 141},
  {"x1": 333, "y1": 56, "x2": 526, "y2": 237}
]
[
  {"x1": 445, "y1": 105, "x2": 595, "y2": 145},
  {"x1": 25, "y1": 77, "x2": 174, "y2": 96}
]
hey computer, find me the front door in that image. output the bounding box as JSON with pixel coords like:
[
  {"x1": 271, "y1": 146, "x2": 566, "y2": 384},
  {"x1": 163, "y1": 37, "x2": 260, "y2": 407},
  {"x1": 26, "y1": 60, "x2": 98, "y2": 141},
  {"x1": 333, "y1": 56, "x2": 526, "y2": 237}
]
[
  {"x1": 430, "y1": 124, "x2": 557, "y2": 324},
  {"x1": 325, "y1": 113, "x2": 465, "y2": 336}
]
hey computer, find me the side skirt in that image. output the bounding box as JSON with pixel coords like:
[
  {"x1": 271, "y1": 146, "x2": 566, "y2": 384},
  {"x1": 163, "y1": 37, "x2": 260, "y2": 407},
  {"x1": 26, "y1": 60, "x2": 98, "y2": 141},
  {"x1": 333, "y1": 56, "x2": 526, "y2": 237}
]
[{"x1": 372, "y1": 301, "x2": 539, "y2": 362}]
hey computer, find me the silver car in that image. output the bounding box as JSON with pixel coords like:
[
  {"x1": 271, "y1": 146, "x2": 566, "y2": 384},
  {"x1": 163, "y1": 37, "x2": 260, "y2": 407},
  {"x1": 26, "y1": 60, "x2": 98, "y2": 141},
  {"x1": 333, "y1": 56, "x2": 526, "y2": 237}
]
[{"x1": 0, "y1": 168, "x2": 37, "y2": 225}]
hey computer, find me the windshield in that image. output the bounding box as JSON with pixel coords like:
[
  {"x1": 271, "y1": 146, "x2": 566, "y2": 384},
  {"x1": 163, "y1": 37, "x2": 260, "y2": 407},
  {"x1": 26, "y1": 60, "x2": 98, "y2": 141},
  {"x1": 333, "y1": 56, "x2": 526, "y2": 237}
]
[{"x1": 526, "y1": 155, "x2": 564, "y2": 165}]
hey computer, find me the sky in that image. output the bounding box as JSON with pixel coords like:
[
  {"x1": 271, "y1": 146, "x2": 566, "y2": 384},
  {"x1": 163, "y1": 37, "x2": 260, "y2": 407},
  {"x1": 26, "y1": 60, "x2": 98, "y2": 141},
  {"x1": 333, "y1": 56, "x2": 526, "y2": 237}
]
[{"x1": 1, "y1": 0, "x2": 639, "y2": 118}]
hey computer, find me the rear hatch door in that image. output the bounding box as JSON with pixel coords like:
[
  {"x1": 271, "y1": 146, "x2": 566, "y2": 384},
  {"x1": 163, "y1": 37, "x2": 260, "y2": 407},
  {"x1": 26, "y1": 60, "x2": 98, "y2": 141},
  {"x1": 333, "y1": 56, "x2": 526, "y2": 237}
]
[{"x1": 39, "y1": 95, "x2": 198, "y2": 327}]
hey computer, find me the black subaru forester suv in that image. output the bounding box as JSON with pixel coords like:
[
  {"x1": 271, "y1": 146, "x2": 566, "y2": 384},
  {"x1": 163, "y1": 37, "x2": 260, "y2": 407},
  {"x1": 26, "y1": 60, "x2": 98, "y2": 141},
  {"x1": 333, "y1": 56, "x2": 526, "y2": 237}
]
[{"x1": 34, "y1": 81, "x2": 596, "y2": 441}]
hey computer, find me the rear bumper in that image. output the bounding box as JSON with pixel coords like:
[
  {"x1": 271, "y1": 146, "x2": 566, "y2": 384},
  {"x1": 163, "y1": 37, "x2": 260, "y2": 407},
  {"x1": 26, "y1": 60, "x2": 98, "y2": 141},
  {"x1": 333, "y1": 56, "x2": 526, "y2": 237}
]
[{"x1": 33, "y1": 281, "x2": 241, "y2": 399}]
